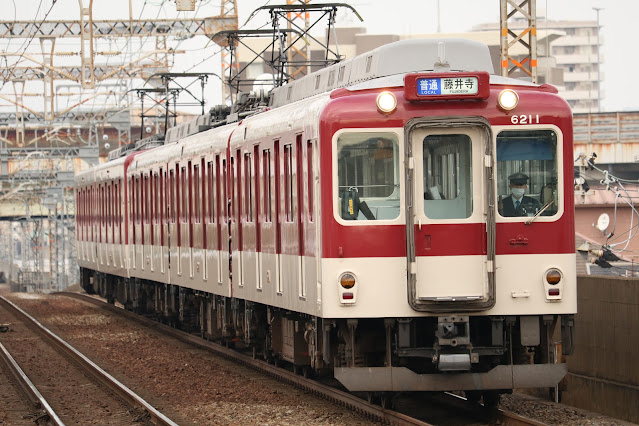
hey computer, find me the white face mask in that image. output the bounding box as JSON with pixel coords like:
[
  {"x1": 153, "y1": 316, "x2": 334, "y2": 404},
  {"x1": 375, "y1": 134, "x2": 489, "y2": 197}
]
[{"x1": 511, "y1": 188, "x2": 525, "y2": 199}]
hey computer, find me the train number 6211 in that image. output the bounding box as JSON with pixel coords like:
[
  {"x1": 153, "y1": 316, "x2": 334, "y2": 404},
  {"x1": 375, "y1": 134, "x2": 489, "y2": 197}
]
[{"x1": 511, "y1": 114, "x2": 540, "y2": 125}]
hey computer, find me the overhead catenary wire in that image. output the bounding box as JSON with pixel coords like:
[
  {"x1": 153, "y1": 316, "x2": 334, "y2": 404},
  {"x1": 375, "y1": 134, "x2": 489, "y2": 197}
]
[
  {"x1": 0, "y1": 0, "x2": 56, "y2": 91},
  {"x1": 576, "y1": 154, "x2": 639, "y2": 259}
]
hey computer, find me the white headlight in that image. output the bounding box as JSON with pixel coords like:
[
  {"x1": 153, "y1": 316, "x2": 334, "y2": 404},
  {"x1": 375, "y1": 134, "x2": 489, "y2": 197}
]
[
  {"x1": 498, "y1": 89, "x2": 519, "y2": 111},
  {"x1": 377, "y1": 91, "x2": 397, "y2": 113}
]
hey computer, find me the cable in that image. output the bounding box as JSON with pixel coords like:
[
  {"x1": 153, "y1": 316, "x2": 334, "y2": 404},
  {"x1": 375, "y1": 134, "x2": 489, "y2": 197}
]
[{"x1": 0, "y1": 0, "x2": 56, "y2": 91}]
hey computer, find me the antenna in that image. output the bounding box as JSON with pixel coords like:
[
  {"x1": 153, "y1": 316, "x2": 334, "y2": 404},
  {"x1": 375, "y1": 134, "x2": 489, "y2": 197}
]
[{"x1": 434, "y1": 42, "x2": 450, "y2": 72}]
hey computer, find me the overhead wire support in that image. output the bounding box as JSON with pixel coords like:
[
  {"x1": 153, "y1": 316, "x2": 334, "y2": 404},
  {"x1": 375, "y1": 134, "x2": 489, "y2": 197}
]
[
  {"x1": 500, "y1": 0, "x2": 537, "y2": 83},
  {"x1": 235, "y1": 3, "x2": 362, "y2": 90},
  {"x1": 134, "y1": 72, "x2": 216, "y2": 139},
  {"x1": 212, "y1": 29, "x2": 302, "y2": 95}
]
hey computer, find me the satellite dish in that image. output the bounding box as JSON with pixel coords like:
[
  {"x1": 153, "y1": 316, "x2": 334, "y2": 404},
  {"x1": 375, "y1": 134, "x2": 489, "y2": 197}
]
[{"x1": 596, "y1": 213, "x2": 610, "y2": 232}]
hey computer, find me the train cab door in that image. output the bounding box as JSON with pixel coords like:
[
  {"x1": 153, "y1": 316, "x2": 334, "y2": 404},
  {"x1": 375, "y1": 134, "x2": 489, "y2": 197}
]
[{"x1": 405, "y1": 119, "x2": 496, "y2": 312}]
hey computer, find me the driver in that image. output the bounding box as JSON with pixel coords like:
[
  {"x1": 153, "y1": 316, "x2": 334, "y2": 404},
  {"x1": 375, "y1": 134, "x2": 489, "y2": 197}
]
[{"x1": 501, "y1": 172, "x2": 540, "y2": 217}]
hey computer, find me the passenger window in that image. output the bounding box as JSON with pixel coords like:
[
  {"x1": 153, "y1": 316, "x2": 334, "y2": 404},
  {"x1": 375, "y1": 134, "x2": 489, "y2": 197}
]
[
  {"x1": 336, "y1": 132, "x2": 400, "y2": 221},
  {"x1": 423, "y1": 134, "x2": 473, "y2": 219},
  {"x1": 496, "y1": 130, "x2": 558, "y2": 218}
]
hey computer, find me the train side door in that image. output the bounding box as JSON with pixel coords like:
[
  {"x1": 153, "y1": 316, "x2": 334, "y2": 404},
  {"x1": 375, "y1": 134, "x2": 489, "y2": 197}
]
[
  {"x1": 259, "y1": 146, "x2": 276, "y2": 292},
  {"x1": 279, "y1": 139, "x2": 303, "y2": 298},
  {"x1": 167, "y1": 166, "x2": 177, "y2": 275},
  {"x1": 99, "y1": 182, "x2": 106, "y2": 267},
  {"x1": 405, "y1": 120, "x2": 495, "y2": 312},
  {"x1": 240, "y1": 147, "x2": 259, "y2": 290}
]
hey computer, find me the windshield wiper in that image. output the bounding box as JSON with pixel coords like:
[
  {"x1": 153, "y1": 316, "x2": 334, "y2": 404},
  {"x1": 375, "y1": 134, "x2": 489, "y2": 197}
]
[{"x1": 525, "y1": 199, "x2": 555, "y2": 225}]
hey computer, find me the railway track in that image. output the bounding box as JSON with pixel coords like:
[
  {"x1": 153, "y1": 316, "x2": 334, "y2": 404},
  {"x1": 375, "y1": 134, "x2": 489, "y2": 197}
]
[
  {"x1": 0, "y1": 340, "x2": 62, "y2": 425},
  {"x1": 57, "y1": 291, "x2": 547, "y2": 426},
  {"x1": 0, "y1": 295, "x2": 177, "y2": 426}
]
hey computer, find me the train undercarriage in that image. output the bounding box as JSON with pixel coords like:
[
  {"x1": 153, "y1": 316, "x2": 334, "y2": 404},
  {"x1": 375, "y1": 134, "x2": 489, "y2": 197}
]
[{"x1": 82, "y1": 268, "x2": 574, "y2": 407}]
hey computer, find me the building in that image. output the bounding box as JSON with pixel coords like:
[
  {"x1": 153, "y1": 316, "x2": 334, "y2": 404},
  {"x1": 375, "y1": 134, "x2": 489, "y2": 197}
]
[
  {"x1": 236, "y1": 25, "x2": 565, "y2": 93},
  {"x1": 474, "y1": 18, "x2": 603, "y2": 113}
]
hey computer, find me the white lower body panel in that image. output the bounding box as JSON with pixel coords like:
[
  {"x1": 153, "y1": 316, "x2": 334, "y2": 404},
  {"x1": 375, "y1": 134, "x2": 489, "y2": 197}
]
[{"x1": 320, "y1": 253, "x2": 576, "y2": 318}]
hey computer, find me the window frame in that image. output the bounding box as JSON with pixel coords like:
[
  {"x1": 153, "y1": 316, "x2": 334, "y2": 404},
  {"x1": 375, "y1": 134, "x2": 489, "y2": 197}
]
[
  {"x1": 492, "y1": 124, "x2": 564, "y2": 223},
  {"x1": 332, "y1": 128, "x2": 404, "y2": 226}
]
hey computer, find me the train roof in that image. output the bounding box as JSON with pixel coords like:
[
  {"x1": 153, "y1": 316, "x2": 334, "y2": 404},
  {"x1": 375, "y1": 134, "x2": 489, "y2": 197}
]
[
  {"x1": 269, "y1": 38, "x2": 496, "y2": 108},
  {"x1": 99, "y1": 38, "x2": 548, "y2": 167}
]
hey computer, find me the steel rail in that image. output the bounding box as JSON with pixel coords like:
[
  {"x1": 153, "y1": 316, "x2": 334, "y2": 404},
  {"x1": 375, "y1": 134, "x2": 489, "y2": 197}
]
[
  {"x1": 0, "y1": 296, "x2": 177, "y2": 426},
  {"x1": 60, "y1": 292, "x2": 548, "y2": 426},
  {"x1": 58, "y1": 292, "x2": 430, "y2": 426},
  {"x1": 0, "y1": 340, "x2": 64, "y2": 425},
  {"x1": 442, "y1": 392, "x2": 549, "y2": 426}
]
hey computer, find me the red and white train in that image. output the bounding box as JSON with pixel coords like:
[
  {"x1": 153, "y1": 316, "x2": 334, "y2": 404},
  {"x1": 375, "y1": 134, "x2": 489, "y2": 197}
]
[{"x1": 75, "y1": 38, "x2": 576, "y2": 404}]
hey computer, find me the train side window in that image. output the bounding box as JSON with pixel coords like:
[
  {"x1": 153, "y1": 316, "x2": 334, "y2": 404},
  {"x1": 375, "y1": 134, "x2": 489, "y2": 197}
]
[
  {"x1": 101, "y1": 185, "x2": 105, "y2": 229},
  {"x1": 336, "y1": 132, "x2": 400, "y2": 221},
  {"x1": 222, "y1": 159, "x2": 227, "y2": 222},
  {"x1": 152, "y1": 173, "x2": 158, "y2": 224},
  {"x1": 157, "y1": 170, "x2": 163, "y2": 225},
  {"x1": 181, "y1": 166, "x2": 188, "y2": 224},
  {"x1": 150, "y1": 174, "x2": 155, "y2": 245},
  {"x1": 138, "y1": 177, "x2": 143, "y2": 226},
  {"x1": 110, "y1": 182, "x2": 114, "y2": 228},
  {"x1": 141, "y1": 176, "x2": 146, "y2": 226},
  {"x1": 160, "y1": 170, "x2": 165, "y2": 246},
  {"x1": 207, "y1": 161, "x2": 215, "y2": 224},
  {"x1": 138, "y1": 178, "x2": 142, "y2": 227},
  {"x1": 263, "y1": 149, "x2": 272, "y2": 223},
  {"x1": 230, "y1": 155, "x2": 236, "y2": 220},
  {"x1": 307, "y1": 140, "x2": 314, "y2": 222},
  {"x1": 245, "y1": 152, "x2": 253, "y2": 222},
  {"x1": 169, "y1": 169, "x2": 176, "y2": 223},
  {"x1": 145, "y1": 174, "x2": 150, "y2": 225},
  {"x1": 114, "y1": 182, "x2": 118, "y2": 227},
  {"x1": 422, "y1": 134, "x2": 473, "y2": 220},
  {"x1": 107, "y1": 183, "x2": 112, "y2": 228},
  {"x1": 194, "y1": 164, "x2": 201, "y2": 224},
  {"x1": 496, "y1": 129, "x2": 559, "y2": 218},
  {"x1": 188, "y1": 162, "x2": 194, "y2": 225},
  {"x1": 254, "y1": 145, "x2": 260, "y2": 224},
  {"x1": 284, "y1": 144, "x2": 294, "y2": 222},
  {"x1": 201, "y1": 158, "x2": 206, "y2": 228},
  {"x1": 214, "y1": 156, "x2": 221, "y2": 224}
]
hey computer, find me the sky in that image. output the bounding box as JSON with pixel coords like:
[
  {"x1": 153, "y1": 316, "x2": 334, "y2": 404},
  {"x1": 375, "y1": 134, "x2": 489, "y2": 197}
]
[{"x1": 3, "y1": 0, "x2": 638, "y2": 112}]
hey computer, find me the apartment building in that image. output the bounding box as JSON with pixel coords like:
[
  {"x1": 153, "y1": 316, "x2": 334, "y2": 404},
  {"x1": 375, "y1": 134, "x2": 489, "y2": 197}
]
[{"x1": 474, "y1": 19, "x2": 603, "y2": 113}]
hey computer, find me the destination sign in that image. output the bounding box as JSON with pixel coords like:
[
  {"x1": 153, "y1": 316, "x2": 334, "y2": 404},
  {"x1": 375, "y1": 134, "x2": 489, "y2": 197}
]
[{"x1": 416, "y1": 77, "x2": 479, "y2": 96}]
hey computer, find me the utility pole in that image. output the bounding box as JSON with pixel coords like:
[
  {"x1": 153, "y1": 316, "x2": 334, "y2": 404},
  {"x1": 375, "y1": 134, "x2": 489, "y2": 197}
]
[{"x1": 593, "y1": 7, "x2": 603, "y2": 113}]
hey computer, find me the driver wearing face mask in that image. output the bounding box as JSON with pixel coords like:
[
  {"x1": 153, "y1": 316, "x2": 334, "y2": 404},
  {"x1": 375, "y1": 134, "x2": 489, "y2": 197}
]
[{"x1": 501, "y1": 172, "x2": 541, "y2": 217}]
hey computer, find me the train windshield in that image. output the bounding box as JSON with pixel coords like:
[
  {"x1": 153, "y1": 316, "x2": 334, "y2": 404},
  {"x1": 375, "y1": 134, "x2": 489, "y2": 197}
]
[
  {"x1": 337, "y1": 132, "x2": 400, "y2": 221},
  {"x1": 496, "y1": 129, "x2": 559, "y2": 217}
]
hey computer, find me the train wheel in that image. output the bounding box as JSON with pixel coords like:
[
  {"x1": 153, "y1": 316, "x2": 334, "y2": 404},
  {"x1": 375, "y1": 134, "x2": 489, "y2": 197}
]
[
  {"x1": 465, "y1": 390, "x2": 482, "y2": 403},
  {"x1": 483, "y1": 391, "x2": 501, "y2": 408},
  {"x1": 380, "y1": 392, "x2": 394, "y2": 409},
  {"x1": 302, "y1": 366, "x2": 313, "y2": 379}
]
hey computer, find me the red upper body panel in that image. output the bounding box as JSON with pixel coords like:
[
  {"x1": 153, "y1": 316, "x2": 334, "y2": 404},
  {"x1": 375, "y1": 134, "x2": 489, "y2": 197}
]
[{"x1": 320, "y1": 83, "x2": 575, "y2": 259}]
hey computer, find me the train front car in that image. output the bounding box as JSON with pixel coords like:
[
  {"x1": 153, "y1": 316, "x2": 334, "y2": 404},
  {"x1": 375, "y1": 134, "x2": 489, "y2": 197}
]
[{"x1": 317, "y1": 39, "x2": 576, "y2": 401}]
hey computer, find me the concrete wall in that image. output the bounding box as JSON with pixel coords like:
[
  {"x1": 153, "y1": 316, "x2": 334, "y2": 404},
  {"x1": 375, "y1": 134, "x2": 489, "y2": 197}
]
[{"x1": 562, "y1": 275, "x2": 639, "y2": 423}]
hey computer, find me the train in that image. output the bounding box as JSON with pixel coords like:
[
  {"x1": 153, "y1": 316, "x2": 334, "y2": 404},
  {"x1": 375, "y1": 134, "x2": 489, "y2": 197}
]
[{"x1": 75, "y1": 38, "x2": 576, "y2": 406}]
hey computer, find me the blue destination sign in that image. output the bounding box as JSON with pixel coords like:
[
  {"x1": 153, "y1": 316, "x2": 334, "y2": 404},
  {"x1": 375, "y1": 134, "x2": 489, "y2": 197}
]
[{"x1": 417, "y1": 77, "x2": 479, "y2": 96}]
